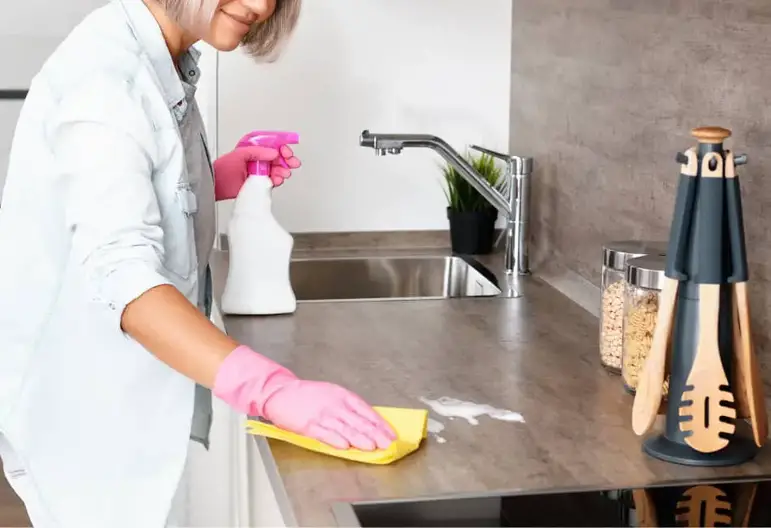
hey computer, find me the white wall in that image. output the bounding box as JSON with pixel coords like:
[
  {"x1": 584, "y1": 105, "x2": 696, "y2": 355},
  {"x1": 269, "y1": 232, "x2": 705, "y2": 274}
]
[
  {"x1": 0, "y1": 0, "x2": 106, "y2": 87},
  {"x1": 214, "y1": 0, "x2": 512, "y2": 233},
  {"x1": 0, "y1": 0, "x2": 106, "y2": 199}
]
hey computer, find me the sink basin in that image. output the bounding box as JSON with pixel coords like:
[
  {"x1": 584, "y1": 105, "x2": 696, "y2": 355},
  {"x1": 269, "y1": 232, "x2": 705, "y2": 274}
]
[{"x1": 289, "y1": 255, "x2": 501, "y2": 302}]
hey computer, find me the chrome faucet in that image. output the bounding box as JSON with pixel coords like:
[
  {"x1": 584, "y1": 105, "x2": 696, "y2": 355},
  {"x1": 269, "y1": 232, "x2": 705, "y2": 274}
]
[{"x1": 359, "y1": 130, "x2": 533, "y2": 278}]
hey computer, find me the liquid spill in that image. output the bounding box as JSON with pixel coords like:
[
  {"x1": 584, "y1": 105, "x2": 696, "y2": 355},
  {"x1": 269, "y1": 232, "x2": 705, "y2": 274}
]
[
  {"x1": 427, "y1": 418, "x2": 445, "y2": 434},
  {"x1": 419, "y1": 396, "x2": 525, "y2": 426},
  {"x1": 427, "y1": 418, "x2": 447, "y2": 444}
]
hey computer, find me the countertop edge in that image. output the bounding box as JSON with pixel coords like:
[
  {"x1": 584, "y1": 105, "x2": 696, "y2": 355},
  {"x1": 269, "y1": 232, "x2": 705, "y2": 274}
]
[
  {"x1": 212, "y1": 292, "x2": 297, "y2": 526},
  {"x1": 252, "y1": 436, "x2": 299, "y2": 527}
]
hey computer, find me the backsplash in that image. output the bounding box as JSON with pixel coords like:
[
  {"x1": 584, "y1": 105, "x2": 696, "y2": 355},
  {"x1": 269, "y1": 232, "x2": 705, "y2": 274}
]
[{"x1": 511, "y1": 1, "x2": 771, "y2": 355}]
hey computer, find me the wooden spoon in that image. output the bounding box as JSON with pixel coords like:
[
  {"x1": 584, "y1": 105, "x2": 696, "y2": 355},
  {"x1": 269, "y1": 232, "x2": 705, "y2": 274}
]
[
  {"x1": 632, "y1": 276, "x2": 678, "y2": 435},
  {"x1": 679, "y1": 283, "x2": 736, "y2": 452}
]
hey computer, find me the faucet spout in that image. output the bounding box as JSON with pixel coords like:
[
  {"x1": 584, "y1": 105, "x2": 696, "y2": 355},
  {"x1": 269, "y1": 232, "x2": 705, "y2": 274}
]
[
  {"x1": 359, "y1": 130, "x2": 511, "y2": 216},
  {"x1": 360, "y1": 129, "x2": 533, "y2": 281}
]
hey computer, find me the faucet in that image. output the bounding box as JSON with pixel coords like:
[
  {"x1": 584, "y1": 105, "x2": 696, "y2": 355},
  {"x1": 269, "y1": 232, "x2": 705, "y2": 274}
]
[{"x1": 359, "y1": 130, "x2": 533, "y2": 278}]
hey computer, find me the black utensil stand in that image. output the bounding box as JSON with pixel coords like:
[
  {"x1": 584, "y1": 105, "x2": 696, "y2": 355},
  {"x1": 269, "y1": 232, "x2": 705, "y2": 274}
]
[{"x1": 643, "y1": 129, "x2": 758, "y2": 466}]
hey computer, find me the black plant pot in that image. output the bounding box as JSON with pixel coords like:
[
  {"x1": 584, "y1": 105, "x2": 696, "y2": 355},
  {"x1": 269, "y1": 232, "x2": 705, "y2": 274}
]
[{"x1": 447, "y1": 207, "x2": 498, "y2": 255}]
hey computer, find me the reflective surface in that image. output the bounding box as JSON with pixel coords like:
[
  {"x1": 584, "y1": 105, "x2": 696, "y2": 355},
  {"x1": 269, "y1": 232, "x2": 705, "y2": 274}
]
[
  {"x1": 359, "y1": 131, "x2": 533, "y2": 275},
  {"x1": 333, "y1": 476, "x2": 771, "y2": 527},
  {"x1": 290, "y1": 255, "x2": 501, "y2": 302}
]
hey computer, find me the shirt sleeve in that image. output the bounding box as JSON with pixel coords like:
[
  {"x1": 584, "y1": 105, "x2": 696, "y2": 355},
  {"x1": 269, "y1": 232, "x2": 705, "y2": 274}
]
[{"x1": 48, "y1": 76, "x2": 173, "y2": 328}]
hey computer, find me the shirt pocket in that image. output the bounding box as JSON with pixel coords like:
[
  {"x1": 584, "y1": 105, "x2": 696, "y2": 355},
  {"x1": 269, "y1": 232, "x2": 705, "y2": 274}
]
[{"x1": 163, "y1": 180, "x2": 198, "y2": 281}]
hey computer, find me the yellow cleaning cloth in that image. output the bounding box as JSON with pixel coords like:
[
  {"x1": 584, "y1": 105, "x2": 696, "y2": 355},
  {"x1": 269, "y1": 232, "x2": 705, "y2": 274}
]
[{"x1": 246, "y1": 406, "x2": 429, "y2": 465}]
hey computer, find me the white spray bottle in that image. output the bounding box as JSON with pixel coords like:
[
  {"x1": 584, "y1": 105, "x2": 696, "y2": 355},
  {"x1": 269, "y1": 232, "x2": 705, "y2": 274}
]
[{"x1": 220, "y1": 131, "x2": 299, "y2": 315}]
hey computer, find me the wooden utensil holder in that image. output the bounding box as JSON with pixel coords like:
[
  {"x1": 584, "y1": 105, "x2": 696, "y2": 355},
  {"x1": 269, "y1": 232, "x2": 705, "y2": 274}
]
[{"x1": 633, "y1": 126, "x2": 767, "y2": 466}]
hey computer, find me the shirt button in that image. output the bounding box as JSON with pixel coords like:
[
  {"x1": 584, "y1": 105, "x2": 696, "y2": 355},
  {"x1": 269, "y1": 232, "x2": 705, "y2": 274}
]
[{"x1": 189, "y1": 70, "x2": 196, "y2": 76}]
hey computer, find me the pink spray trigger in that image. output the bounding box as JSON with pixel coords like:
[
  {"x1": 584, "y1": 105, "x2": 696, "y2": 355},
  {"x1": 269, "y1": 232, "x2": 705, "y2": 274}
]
[{"x1": 236, "y1": 131, "x2": 300, "y2": 178}]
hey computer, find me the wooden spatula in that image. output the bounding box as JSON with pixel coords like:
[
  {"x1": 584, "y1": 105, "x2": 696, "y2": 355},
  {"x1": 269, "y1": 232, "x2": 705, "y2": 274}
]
[
  {"x1": 633, "y1": 275, "x2": 678, "y2": 435},
  {"x1": 723, "y1": 150, "x2": 768, "y2": 447},
  {"x1": 632, "y1": 489, "x2": 658, "y2": 527},
  {"x1": 675, "y1": 485, "x2": 732, "y2": 527},
  {"x1": 679, "y1": 284, "x2": 736, "y2": 452},
  {"x1": 734, "y1": 282, "x2": 768, "y2": 447},
  {"x1": 733, "y1": 292, "x2": 751, "y2": 421},
  {"x1": 733, "y1": 482, "x2": 758, "y2": 527}
]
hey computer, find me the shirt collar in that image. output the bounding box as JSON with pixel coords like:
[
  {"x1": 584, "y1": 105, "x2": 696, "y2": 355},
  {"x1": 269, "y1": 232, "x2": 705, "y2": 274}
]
[{"x1": 117, "y1": 0, "x2": 201, "y2": 114}]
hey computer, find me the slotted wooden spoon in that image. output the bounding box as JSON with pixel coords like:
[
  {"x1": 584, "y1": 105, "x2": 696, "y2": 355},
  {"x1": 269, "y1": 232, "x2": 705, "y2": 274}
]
[
  {"x1": 679, "y1": 283, "x2": 737, "y2": 452},
  {"x1": 677, "y1": 151, "x2": 736, "y2": 452},
  {"x1": 675, "y1": 485, "x2": 732, "y2": 527}
]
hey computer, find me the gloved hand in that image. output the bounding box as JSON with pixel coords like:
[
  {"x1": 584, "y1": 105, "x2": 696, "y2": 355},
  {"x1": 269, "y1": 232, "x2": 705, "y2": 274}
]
[
  {"x1": 213, "y1": 346, "x2": 396, "y2": 451},
  {"x1": 213, "y1": 145, "x2": 302, "y2": 201}
]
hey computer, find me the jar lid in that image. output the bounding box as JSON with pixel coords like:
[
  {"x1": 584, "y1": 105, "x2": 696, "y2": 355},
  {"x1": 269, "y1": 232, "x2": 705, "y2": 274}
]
[
  {"x1": 626, "y1": 254, "x2": 666, "y2": 290},
  {"x1": 602, "y1": 240, "x2": 667, "y2": 271}
]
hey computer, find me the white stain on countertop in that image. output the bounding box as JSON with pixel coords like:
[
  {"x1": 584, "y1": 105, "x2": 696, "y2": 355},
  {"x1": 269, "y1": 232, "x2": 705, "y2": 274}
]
[
  {"x1": 419, "y1": 396, "x2": 525, "y2": 426},
  {"x1": 427, "y1": 418, "x2": 447, "y2": 444}
]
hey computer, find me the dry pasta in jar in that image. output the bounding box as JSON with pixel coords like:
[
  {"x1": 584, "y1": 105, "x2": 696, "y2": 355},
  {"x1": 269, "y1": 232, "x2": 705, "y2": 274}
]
[
  {"x1": 622, "y1": 254, "x2": 670, "y2": 396},
  {"x1": 600, "y1": 241, "x2": 667, "y2": 373}
]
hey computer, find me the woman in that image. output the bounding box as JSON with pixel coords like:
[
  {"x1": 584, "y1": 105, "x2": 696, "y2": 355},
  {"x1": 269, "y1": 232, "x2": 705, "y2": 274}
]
[{"x1": 0, "y1": 0, "x2": 396, "y2": 526}]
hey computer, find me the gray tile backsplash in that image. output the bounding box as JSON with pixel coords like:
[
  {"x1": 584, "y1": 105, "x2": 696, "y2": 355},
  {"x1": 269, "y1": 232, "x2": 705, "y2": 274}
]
[{"x1": 511, "y1": 0, "x2": 771, "y2": 356}]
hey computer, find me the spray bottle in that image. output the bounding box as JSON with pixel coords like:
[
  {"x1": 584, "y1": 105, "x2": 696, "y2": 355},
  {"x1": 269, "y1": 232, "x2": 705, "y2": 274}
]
[{"x1": 220, "y1": 131, "x2": 299, "y2": 315}]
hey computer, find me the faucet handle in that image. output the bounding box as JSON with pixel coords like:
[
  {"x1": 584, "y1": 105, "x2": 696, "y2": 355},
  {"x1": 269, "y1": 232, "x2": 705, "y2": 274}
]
[
  {"x1": 469, "y1": 144, "x2": 513, "y2": 161},
  {"x1": 470, "y1": 145, "x2": 533, "y2": 176}
]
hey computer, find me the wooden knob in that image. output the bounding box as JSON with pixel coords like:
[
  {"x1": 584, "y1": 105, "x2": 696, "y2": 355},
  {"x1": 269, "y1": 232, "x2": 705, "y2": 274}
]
[{"x1": 691, "y1": 126, "x2": 732, "y2": 144}]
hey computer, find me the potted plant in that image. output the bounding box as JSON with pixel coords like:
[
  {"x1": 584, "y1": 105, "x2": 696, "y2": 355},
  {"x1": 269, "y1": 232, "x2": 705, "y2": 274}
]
[{"x1": 441, "y1": 151, "x2": 503, "y2": 255}]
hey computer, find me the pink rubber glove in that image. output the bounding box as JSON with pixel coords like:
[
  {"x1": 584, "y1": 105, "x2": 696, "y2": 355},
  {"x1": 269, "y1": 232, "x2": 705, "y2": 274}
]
[
  {"x1": 213, "y1": 346, "x2": 397, "y2": 451},
  {"x1": 213, "y1": 145, "x2": 302, "y2": 201}
]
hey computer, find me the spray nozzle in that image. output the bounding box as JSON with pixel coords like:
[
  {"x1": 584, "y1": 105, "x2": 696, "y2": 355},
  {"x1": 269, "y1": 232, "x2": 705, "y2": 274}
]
[{"x1": 236, "y1": 130, "x2": 300, "y2": 177}]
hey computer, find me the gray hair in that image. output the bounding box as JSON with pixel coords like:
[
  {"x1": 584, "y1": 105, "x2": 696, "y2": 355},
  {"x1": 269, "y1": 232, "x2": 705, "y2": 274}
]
[
  {"x1": 160, "y1": 0, "x2": 220, "y2": 33},
  {"x1": 160, "y1": 0, "x2": 302, "y2": 60},
  {"x1": 241, "y1": 0, "x2": 302, "y2": 60}
]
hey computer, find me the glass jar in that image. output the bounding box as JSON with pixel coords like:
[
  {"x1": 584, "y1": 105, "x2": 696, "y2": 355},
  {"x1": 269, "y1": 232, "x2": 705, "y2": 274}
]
[
  {"x1": 600, "y1": 241, "x2": 666, "y2": 373},
  {"x1": 622, "y1": 254, "x2": 669, "y2": 397}
]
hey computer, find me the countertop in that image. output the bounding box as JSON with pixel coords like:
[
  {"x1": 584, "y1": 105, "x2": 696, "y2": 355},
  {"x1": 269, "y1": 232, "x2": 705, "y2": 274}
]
[{"x1": 210, "y1": 249, "x2": 771, "y2": 527}]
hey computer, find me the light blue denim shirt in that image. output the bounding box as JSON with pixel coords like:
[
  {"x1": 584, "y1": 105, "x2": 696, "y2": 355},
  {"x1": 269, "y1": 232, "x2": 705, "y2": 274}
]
[{"x1": 0, "y1": 0, "x2": 217, "y2": 524}]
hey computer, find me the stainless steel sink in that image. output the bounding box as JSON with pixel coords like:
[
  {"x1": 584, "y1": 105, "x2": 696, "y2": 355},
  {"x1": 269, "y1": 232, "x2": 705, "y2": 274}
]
[{"x1": 289, "y1": 255, "x2": 501, "y2": 302}]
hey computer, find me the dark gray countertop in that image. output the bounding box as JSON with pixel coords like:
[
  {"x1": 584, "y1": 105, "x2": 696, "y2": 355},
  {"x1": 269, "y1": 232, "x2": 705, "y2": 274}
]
[{"x1": 210, "y1": 249, "x2": 771, "y2": 527}]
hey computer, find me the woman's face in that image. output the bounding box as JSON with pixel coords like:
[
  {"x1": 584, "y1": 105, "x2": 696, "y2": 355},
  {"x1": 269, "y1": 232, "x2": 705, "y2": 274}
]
[{"x1": 205, "y1": 0, "x2": 277, "y2": 51}]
